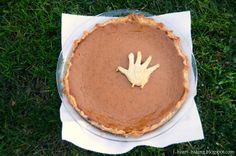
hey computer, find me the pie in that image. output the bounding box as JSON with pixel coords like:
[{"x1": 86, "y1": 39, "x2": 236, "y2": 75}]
[{"x1": 63, "y1": 14, "x2": 189, "y2": 137}]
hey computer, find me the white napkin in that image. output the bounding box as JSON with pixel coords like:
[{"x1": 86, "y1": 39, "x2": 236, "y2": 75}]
[{"x1": 60, "y1": 11, "x2": 204, "y2": 154}]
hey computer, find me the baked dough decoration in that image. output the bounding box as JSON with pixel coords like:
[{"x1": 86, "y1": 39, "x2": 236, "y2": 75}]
[{"x1": 117, "y1": 51, "x2": 160, "y2": 88}]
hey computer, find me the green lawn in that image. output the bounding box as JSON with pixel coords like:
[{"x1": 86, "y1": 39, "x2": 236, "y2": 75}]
[{"x1": 1, "y1": 0, "x2": 236, "y2": 155}]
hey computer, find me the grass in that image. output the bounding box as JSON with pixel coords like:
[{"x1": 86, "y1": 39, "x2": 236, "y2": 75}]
[{"x1": 1, "y1": 0, "x2": 236, "y2": 155}]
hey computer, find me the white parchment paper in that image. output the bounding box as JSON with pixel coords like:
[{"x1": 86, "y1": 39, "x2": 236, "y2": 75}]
[{"x1": 59, "y1": 11, "x2": 204, "y2": 154}]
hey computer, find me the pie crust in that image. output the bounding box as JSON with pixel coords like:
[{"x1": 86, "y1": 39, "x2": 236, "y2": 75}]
[{"x1": 63, "y1": 14, "x2": 189, "y2": 137}]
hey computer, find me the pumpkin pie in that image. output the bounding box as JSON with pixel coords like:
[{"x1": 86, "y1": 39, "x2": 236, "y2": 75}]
[{"x1": 63, "y1": 14, "x2": 189, "y2": 136}]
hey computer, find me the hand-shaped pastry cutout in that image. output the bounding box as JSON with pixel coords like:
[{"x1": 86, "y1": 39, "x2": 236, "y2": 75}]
[{"x1": 117, "y1": 51, "x2": 160, "y2": 88}]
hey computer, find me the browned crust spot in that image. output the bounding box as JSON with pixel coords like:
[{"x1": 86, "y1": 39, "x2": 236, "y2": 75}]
[{"x1": 63, "y1": 14, "x2": 189, "y2": 137}]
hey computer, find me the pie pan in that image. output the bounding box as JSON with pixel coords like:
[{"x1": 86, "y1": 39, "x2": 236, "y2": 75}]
[{"x1": 56, "y1": 9, "x2": 198, "y2": 142}]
